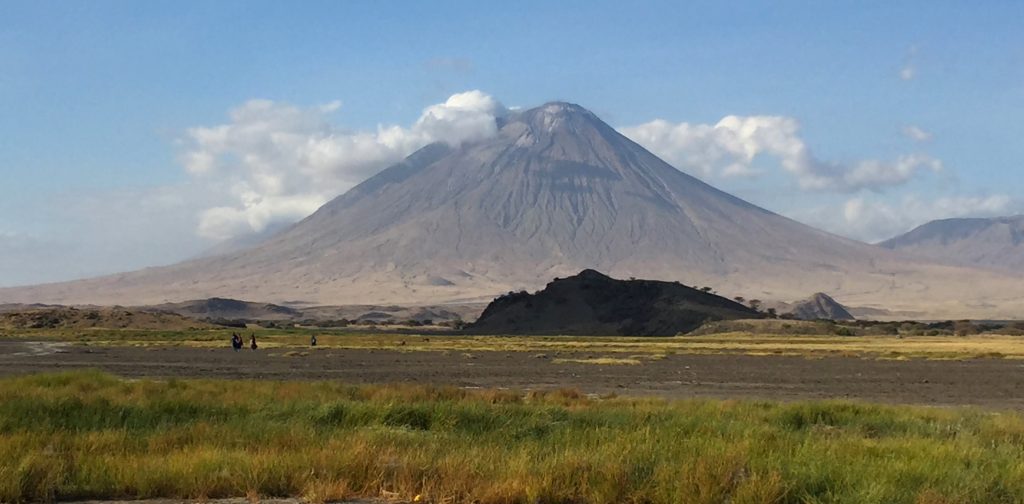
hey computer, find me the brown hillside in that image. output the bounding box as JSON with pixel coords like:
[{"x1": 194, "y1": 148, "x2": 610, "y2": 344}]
[{"x1": 0, "y1": 307, "x2": 216, "y2": 330}]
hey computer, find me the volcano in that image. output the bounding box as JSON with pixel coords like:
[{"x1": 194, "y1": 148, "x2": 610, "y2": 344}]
[
  {"x1": 4, "y1": 102, "x2": 1023, "y2": 319},
  {"x1": 880, "y1": 216, "x2": 1024, "y2": 271}
]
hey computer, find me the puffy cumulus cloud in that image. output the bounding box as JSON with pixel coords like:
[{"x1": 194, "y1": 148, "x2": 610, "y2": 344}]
[
  {"x1": 619, "y1": 116, "x2": 800, "y2": 180},
  {"x1": 835, "y1": 194, "x2": 1016, "y2": 243},
  {"x1": 181, "y1": 90, "x2": 506, "y2": 240},
  {"x1": 413, "y1": 90, "x2": 507, "y2": 146},
  {"x1": 619, "y1": 116, "x2": 942, "y2": 192}
]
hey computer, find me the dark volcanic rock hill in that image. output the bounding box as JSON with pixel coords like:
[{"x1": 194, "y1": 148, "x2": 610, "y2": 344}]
[
  {"x1": 880, "y1": 216, "x2": 1024, "y2": 271},
  {"x1": 468, "y1": 270, "x2": 762, "y2": 336},
  {"x1": 787, "y1": 293, "x2": 855, "y2": 321}
]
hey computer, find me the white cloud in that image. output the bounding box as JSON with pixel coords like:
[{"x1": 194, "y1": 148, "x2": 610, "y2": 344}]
[
  {"x1": 899, "y1": 66, "x2": 916, "y2": 81},
  {"x1": 899, "y1": 45, "x2": 919, "y2": 81},
  {"x1": 181, "y1": 90, "x2": 506, "y2": 240},
  {"x1": 187, "y1": 92, "x2": 942, "y2": 243},
  {"x1": 830, "y1": 194, "x2": 1016, "y2": 243},
  {"x1": 841, "y1": 154, "x2": 942, "y2": 191},
  {"x1": 619, "y1": 116, "x2": 942, "y2": 192},
  {"x1": 902, "y1": 125, "x2": 932, "y2": 142}
]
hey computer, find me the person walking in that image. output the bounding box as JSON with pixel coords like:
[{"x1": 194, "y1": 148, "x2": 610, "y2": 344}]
[
  {"x1": 249, "y1": 333, "x2": 258, "y2": 350},
  {"x1": 310, "y1": 334, "x2": 318, "y2": 347},
  {"x1": 231, "y1": 333, "x2": 243, "y2": 351}
]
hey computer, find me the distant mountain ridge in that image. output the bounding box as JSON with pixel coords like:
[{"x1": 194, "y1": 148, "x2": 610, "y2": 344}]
[
  {"x1": 2, "y1": 102, "x2": 1024, "y2": 319},
  {"x1": 880, "y1": 216, "x2": 1024, "y2": 271}
]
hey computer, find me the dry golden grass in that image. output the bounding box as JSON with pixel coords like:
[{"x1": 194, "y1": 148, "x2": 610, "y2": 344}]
[
  {"x1": 551, "y1": 357, "x2": 643, "y2": 365},
  {"x1": 5, "y1": 326, "x2": 1024, "y2": 360}
]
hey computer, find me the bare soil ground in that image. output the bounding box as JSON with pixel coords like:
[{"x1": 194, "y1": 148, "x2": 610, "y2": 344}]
[
  {"x1": 66, "y1": 500, "x2": 382, "y2": 504},
  {"x1": 4, "y1": 340, "x2": 1024, "y2": 409}
]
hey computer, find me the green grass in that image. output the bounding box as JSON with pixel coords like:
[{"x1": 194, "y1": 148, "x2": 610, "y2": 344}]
[{"x1": 2, "y1": 372, "x2": 1024, "y2": 503}]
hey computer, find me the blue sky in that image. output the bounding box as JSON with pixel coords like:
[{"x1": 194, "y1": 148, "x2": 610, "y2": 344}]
[{"x1": 2, "y1": 1, "x2": 1022, "y2": 286}]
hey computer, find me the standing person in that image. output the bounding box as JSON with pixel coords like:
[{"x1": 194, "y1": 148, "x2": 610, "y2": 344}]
[
  {"x1": 250, "y1": 333, "x2": 258, "y2": 350},
  {"x1": 310, "y1": 334, "x2": 317, "y2": 347},
  {"x1": 231, "y1": 333, "x2": 242, "y2": 351}
]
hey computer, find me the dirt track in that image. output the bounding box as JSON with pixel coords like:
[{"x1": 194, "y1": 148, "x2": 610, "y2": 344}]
[{"x1": 3, "y1": 340, "x2": 1024, "y2": 409}]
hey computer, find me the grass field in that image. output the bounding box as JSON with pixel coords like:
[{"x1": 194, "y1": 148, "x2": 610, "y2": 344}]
[
  {"x1": 3, "y1": 371, "x2": 1024, "y2": 503},
  {"x1": 4, "y1": 326, "x2": 1024, "y2": 360}
]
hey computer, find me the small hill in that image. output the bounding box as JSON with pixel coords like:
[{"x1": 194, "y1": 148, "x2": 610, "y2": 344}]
[
  {"x1": 787, "y1": 293, "x2": 855, "y2": 321},
  {"x1": 879, "y1": 216, "x2": 1024, "y2": 271},
  {"x1": 149, "y1": 298, "x2": 301, "y2": 321},
  {"x1": 468, "y1": 270, "x2": 762, "y2": 336},
  {"x1": 0, "y1": 307, "x2": 216, "y2": 330},
  {"x1": 298, "y1": 303, "x2": 485, "y2": 323},
  {"x1": 148, "y1": 298, "x2": 484, "y2": 324}
]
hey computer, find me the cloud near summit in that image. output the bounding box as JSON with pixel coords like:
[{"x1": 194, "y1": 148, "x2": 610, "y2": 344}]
[
  {"x1": 618, "y1": 116, "x2": 942, "y2": 192},
  {"x1": 179, "y1": 90, "x2": 949, "y2": 243},
  {"x1": 180, "y1": 91, "x2": 507, "y2": 240}
]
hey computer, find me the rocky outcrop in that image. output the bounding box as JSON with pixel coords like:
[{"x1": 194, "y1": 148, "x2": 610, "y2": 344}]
[{"x1": 468, "y1": 270, "x2": 761, "y2": 336}]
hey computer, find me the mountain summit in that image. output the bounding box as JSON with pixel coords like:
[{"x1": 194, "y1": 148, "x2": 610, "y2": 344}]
[
  {"x1": 3, "y1": 102, "x2": 1024, "y2": 319},
  {"x1": 880, "y1": 216, "x2": 1024, "y2": 271},
  {"x1": 254, "y1": 100, "x2": 873, "y2": 297}
]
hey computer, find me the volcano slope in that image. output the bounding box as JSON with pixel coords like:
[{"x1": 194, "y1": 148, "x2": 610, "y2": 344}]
[
  {"x1": 880, "y1": 215, "x2": 1024, "y2": 272},
  {"x1": 469, "y1": 269, "x2": 761, "y2": 336},
  {"x1": 3, "y1": 102, "x2": 1023, "y2": 319}
]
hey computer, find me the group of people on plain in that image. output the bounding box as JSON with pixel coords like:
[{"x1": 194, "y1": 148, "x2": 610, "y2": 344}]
[
  {"x1": 230, "y1": 332, "x2": 318, "y2": 350},
  {"x1": 230, "y1": 332, "x2": 257, "y2": 351}
]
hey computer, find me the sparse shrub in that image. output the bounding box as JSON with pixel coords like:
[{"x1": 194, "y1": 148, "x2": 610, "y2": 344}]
[
  {"x1": 209, "y1": 318, "x2": 248, "y2": 328},
  {"x1": 439, "y1": 319, "x2": 467, "y2": 330},
  {"x1": 953, "y1": 320, "x2": 980, "y2": 337}
]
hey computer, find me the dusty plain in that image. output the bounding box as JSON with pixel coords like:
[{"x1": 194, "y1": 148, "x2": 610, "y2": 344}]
[{"x1": 4, "y1": 330, "x2": 1024, "y2": 409}]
